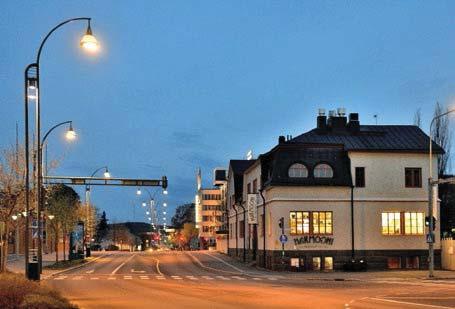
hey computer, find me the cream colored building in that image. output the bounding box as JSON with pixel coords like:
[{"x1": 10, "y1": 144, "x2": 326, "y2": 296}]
[{"x1": 227, "y1": 110, "x2": 443, "y2": 271}]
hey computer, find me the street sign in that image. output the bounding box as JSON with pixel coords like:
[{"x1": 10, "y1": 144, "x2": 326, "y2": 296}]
[
  {"x1": 279, "y1": 234, "x2": 288, "y2": 244},
  {"x1": 426, "y1": 233, "x2": 435, "y2": 244}
]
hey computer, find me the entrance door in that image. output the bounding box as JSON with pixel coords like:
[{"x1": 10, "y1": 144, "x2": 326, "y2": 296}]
[{"x1": 252, "y1": 224, "x2": 258, "y2": 261}]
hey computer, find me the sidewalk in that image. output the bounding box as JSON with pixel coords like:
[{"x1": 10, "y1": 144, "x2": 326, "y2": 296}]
[{"x1": 203, "y1": 251, "x2": 455, "y2": 282}]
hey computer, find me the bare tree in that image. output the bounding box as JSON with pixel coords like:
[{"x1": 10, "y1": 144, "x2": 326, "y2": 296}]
[
  {"x1": 432, "y1": 102, "x2": 452, "y2": 176},
  {"x1": 0, "y1": 145, "x2": 25, "y2": 272},
  {"x1": 414, "y1": 108, "x2": 422, "y2": 128}
]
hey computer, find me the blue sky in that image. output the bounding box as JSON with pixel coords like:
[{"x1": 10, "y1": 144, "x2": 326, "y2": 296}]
[{"x1": 1, "y1": 1, "x2": 455, "y2": 223}]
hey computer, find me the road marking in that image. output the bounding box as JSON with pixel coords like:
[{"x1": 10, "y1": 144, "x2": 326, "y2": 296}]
[
  {"x1": 123, "y1": 276, "x2": 133, "y2": 280},
  {"x1": 108, "y1": 277, "x2": 116, "y2": 280},
  {"x1": 201, "y1": 276, "x2": 214, "y2": 280},
  {"x1": 54, "y1": 276, "x2": 67, "y2": 280},
  {"x1": 111, "y1": 253, "x2": 137, "y2": 274},
  {"x1": 86, "y1": 270, "x2": 94, "y2": 274},
  {"x1": 139, "y1": 276, "x2": 149, "y2": 280},
  {"x1": 72, "y1": 276, "x2": 83, "y2": 280},
  {"x1": 186, "y1": 276, "x2": 198, "y2": 280},
  {"x1": 232, "y1": 276, "x2": 246, "y2": 280},
  {"x1": 201, "y1": 251, "x2": 245, "y2": 273},
  {"x1": 90, "y1": 277, "x2": 99, "y2": 280},
  {"x1": 171, "y1": 276, "x2": 182, "y2": 280},
  {"x1": 156, "y1": 276, "x2": 166, "y2": 280},
  {"x1": 216, "y1": 276, "x2": 230, "y2": 281},
  {"x1": 368, "y1": 297, "x2": 455, "y2": 309},
  {"x1": 131, "y1": 269, "x2": 146, "y2": 273},
  {"x1": 252, "y1": 277, "x2": 262, "y2": 281},
  {"x1": 267, "y1": 277, "x2": 278, "y2": 281}
]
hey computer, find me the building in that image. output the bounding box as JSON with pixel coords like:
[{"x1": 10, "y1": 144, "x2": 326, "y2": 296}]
[
  {"x1": 228, "y1": 109, "x2": 443, "y2": 271},
  {"x1": 195, "y1": 168, "x2": 227, "y2": 247}
]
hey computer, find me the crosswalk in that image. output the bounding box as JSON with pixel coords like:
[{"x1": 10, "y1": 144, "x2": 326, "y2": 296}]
[{"x1": 51, "y1": 274, "x2": 282, "y2": 282}]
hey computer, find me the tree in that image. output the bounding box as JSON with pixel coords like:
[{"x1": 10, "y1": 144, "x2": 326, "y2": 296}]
[
  {"x1": 432, "y1": 102, "x2": 452, "y2": 177},
  {"x1": 171, "y1": 203, "x2": 195, "y2": 228},
  {"x1": 414, "y1": 108, "x2": 422, "y2": 128},
  {"x1": 45, "y1": 184, "x2": 80, "y2": 261},
  {"x1": 0, "y1": 144, "x2": 25, "y2": 272},
  {"x1": 95, "y1": 211, "x2": 108, "y2": 243}
]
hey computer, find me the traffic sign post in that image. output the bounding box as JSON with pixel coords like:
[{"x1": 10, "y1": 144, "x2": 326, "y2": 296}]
[
  {"x1": 426, "y1": 233, "x2": 435, "y2": 244},
  {"x1": 279, "y1": 234, "x2": 288, "y2": 244}
]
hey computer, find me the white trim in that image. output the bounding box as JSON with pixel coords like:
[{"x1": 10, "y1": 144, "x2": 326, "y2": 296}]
[{"x1": 268, "y1": 197, "x2": 428, "y2": 203}]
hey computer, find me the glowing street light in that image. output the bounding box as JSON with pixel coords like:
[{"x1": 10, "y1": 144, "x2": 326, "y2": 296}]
[
  {"x1": 65, "y1": 122, "x2": 77, "y2": 141},
  {"x1": 103, "y1": 168, "x2": 111, "y2": 178},
  {"x1": 142, "y1": 202, "x2": 146, "y2": 207},
  {"x1": 136, "y1": 188, "x2": 142, "y2": 195},
  {"x1": 163, "y1": 189, "x2": 168, "y2": 195},
  {"x1": 12, "y1": 215, "x2": 18, "y2": 221},
  {"x1": 47, "y1": 215, "x2": 55, "y2": 220},
  {"x1": 80, "y1": 20, "x2": 99, "y2": 53}
]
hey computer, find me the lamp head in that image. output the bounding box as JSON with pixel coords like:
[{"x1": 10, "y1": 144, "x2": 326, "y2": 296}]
[
  {"x1": 136, "y1": 188, "x2": 142, "y2": 195},
  {"x1": 103, "y1": 167, "x2": 111, "y2": 178},
  {"x1": 80, "y1": 20, "x2": 99, "y2": 53},
  {"x1": 12, "y1": 215, "x2": 18, "y2": 221},
  {"x1": 65, "y1": 123, "x2": 77, "y2": 141},
  {"x1": 163, "y1": 189, "x2": 168, "y2": 195},
  {"x1": 48, "y1": 215, "x2": 55, "y2": 220},
  {"x1": 142, "y1": 202, "x2": 146, "y2": 207}
]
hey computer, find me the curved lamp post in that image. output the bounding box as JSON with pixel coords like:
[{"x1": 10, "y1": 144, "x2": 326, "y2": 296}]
[
  {"x1": 427, "y1": 108, "x2": 455, "y2": 278},
  {"x1": 24, "y1": 17, "x2": 99, "y2": 280}
]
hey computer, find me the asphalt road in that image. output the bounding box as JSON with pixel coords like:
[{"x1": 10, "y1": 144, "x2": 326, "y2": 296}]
[{"x1": 44, "y1": 250, "x2": 455, "y2": 309}]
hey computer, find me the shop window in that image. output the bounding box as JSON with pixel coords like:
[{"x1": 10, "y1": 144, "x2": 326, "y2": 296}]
[
  {"x1": 314, "y1": 163, "x2": 333, "y2": 178},
  {"x1": 355, "y1": 167, "x2": 365, "y2": 187},
  {"x1": 288, "y1": 163, "x2": 308, "y2": 178},
  {"x1": 404, "y1": 212, "x2": 424, "y2": 235},
  {"x1": 312, "y1": 257, "x2": 321, "y2": 270},
  {"x1": 405, "y1": 168, "x2": 422, "y2": 188},
  {"x1": 289, "y1": 211, "x2": 331, "y2": 235},
  {"x1": 405, "y1": 256, "x2": 419, "y2": 269},
  {"x1": 381, "y1": 212, "x2": 401, "y2": 235},
  {"x1": 324, "y1": 257, "x2": 334, "y2": 270},
  {"x1": 290, "y1": 258, "x2": 300, "y2": 267},
  {"x1": 387, "y1": 257, "x2": 401, "y2": 269}
]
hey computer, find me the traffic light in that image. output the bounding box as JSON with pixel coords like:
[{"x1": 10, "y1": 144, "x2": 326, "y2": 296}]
[
  {"x1": 425, "y1": 216, "x2": 437, "y2": 231},
  {"x1": 278, "y1": 217, "x2": 284, "y2": 229},
  {"x1": 161, "y1": 176, "x2": 168, "y2": 189}
]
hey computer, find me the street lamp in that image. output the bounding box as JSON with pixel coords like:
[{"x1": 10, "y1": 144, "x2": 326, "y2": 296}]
[
  {"x1": 24, "y1": 17, "x2": 99, "y2": 281},
  {"x1": 136, "y1": 188, "x2": 142, "y2": 195},
  {"x1": 427, "y1": 108, "x2": 455, "y2": 278}
]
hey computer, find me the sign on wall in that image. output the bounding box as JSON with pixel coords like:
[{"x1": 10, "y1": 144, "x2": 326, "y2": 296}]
[{"x1": 247, "y1": 194, "x2": 258, "y2": 224}]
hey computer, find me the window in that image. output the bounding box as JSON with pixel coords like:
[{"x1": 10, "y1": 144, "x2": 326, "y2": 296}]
[
  {"x1": 381, "y1": 212, "x2": 401, "y2": 235},
  {"x1": 381, "y1": 211, "x2": 425, "y2": 235},
  {"x1": 404, "y1": 212, "x2": 425, "y2": 235},
  {"x1": 288, "y1": 163, "x2": 308, "y2": 178},
  {"x1": 314, "y1": 163, "x2": 333, "y2": 178},
  {"x1": 405, "y1": 256, "x2": 419, "y2": 269},
  {"x1": 355, "y1": 167, "x2": 365, "y2": 187},
  {"x1": 405, "y1": 168, "x2": 422, "y2": 188},
  {"x1": 253, "y1": 179, "x2": 258, "y2": 193},
  {"x1": 387, "y1": 257, "x2": 401, "y2": 269},
  {"x1": 312, "y1": 257, "x2": 321, "y2": 270},
  {"x1": 260, "y1": 214, "x2": 264, "y2": 236},
  {"x1": 239, "y1": 220, "x2": 245, "y2": 238},
  {"x1": 247, "y1": 183, "x2": 251, "y2": 194},
  {"x1": 324, "y1": 257, "x2": 334, "y2": 270},
  {"x1": 289, "y1": 211, "x2": 332, "y2": 235}
]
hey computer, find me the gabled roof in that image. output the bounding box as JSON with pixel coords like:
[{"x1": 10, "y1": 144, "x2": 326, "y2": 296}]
[
  {"x1": 229, "y1": 160, "x2": 256, "y2": 175},
  {"x1": 289, "y1": 125, "x2": 444, "y2": 153}
]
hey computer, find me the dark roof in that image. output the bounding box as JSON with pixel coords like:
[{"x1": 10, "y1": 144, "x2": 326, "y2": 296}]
[
  {"x1": 230, "y1": 160, "x2": 256, "y2": 175},
  {"x1": 229, "y1": 160, "x2": 256, "y2": 202},
  {"x1": 214, "y1": 169, "x2": 227, "y2": 182},
  {"x1": 289, "y1": 125, "x2": 444, "y2": 153}
]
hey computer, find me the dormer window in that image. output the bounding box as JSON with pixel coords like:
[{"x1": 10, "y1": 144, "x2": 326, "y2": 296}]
[
  {"x1": 314, "y1": 163, "x2": 333, "y2": 178},
  {"x1": 288, "y1": 163, "x2": 308, "y2": 178}
]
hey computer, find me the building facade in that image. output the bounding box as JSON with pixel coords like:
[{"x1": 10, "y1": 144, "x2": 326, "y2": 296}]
[
  {"x1": 228, "y1": 109, "x2": 443, "y2": 271},
  {"x1": 195, "y1": 168, "x2": 227, "y2": 247}
]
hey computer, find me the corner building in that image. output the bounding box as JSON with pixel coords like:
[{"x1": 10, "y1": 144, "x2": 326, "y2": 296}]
[{"x1": 227, "y1": 110, "x2": 443, "y2": 271}]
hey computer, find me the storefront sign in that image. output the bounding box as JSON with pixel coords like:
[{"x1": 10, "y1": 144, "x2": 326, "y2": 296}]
[
  {"x1": 247, "y1": 194, "x2": 258, "y2": 224},
  {"x1": 293, "y1": 236, "x2": 334, "y2": 246}
]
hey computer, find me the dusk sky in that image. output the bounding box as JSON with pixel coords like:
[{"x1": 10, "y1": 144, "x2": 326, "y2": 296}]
[{"x1": 2, "y1": 1, "x2": 455, "y2": 223}]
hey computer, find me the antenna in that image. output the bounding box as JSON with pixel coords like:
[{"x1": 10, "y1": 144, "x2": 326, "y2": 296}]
[{"x1": 374, "y1": 114, "x2": 378, "y2": 125}]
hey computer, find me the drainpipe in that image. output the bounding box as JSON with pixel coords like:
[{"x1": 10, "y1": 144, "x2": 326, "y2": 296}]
[
  {"x1": 233, "y1": 204, "x2": 238, "y2": 258},
  {"x1": 259, "y1": 188, "x2": 266, "y2": 268},
  {"x1": 350, "y1": 185, "x2": 355, "y2": 259},
  {"x1": 237, "y1": 202, "x2": 247, "y2": 263}
]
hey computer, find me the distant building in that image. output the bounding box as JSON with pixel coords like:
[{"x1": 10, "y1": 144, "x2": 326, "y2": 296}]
[
  {"x1": 195, "y1": 168, "x2": 227, "y2": 247},
  {"x1": 227, "y1": 109, "x2": 444, "y2": 271}
]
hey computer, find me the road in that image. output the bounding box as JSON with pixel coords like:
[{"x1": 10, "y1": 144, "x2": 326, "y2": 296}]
[{"x1": 44, "y1": 250, "x2": 455, "y2": 309}]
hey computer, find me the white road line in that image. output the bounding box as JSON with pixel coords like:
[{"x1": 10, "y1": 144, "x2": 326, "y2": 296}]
[
  {"x1": 140, "y1": 276, "x2": 150, "y2": 280},
  {"x1": 252, "y1": 277, "x2": 262, "y2": 281},
  {"x1": 267, "y1": 277, "x2": 278, "y2": 281},
  {"x1": 369, "y1": 297, "x2": 455, "y2": 309},
  {"x1": 171, "y1": 276, "x2": 182, "y2": 280},
  {"x1": 86, "y1": 270, "x2": 94, "y2": 274},
  {"x1": 108, "y1": 277, "x2": 116, "y2": 280},
  {"x1": 201, "y1": 251, "x2": 245, "y2": 273},
  {"x1": 216, "y1": 276, "x2": 230, "y2": 281},
  {"x1": 111, "y1": 253, "x2": 137, "y2": 275},
  {"x1": 90, "y1": 277, "x2": 99, "y2": 280},
  {"x1": 124, "y1": 276, "x2": 133, "y2": 280},
  {"x1": 156, "y1": 276, "x2": 166, "y2": 280},
  {"x1": 202, "y1": 276, "x2": 214, "y2": 280},
  {"x1": 54, "y1": 276, "x2": 67, "y2": 280},
  {"x1": 232, "y1": 276, "x2": 246, "y2": 280},
  {"x1": 186, "y1": 276, "x2": 198, "y2": 280},
  {"x1": 72, "y1": 276, "x2": 83, "y2": 280}
]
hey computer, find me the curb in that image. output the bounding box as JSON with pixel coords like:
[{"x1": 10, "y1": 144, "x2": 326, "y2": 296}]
[{"x1": 43, "y1": 254, "x2": 110, "y2": 279}]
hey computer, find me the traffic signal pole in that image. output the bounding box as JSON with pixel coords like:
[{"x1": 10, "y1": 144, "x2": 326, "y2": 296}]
[{"x1": 428, "y1": 177, "x2": 434, "y2": 278}]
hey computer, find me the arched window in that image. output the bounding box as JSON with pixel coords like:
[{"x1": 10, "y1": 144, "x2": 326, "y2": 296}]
[
  {"x1": 314, "y1": 163, "x2": 333, "y2": 178},
  {"x1": 288, "y1": 163, "x2": 308, "y2": 178}
]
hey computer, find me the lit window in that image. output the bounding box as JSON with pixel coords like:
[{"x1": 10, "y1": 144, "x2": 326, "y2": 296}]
[
  {"x1": 404, "y1": 212, "x2": 425, "y2": 235},
  {"x1": 312, "y1": 211, "x2": 332, "y2": 235},
  {"x1": 288, "y1": 163, "x2": 308, "y2": 178},
  {"x1": 314, "y1": 164, "x2": 333, "y2": 178},
  {"x1": 289, "y1": 211, "x2": 330, "y2": 235},
  {"x1": 381, "y1": 212, "x2": 401, "y2": 235}
]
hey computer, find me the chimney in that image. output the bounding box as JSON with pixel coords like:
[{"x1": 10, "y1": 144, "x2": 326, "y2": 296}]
[
  {"x1": 327, "y1": 108, "x2": 347, "y2": 130},
  {"x1": 317, "y1": 109, "x2": 327, "y2": 131},
  {"x1": 278, "y1": 136, "x2": 286, "y2": 144},
  {"x1": 348, "y1": 113, "x2": 360, "y2": 133}
]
